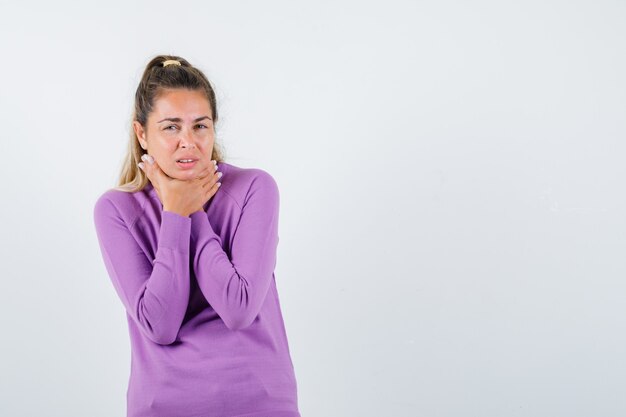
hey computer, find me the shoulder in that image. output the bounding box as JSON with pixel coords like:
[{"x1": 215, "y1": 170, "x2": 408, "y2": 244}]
[
  {"x1": 93, "y1": 187, "x2": 148, "y2": 228},
  {"x1": 218, "y1": 161, "x2": 279, "y2": 208}
]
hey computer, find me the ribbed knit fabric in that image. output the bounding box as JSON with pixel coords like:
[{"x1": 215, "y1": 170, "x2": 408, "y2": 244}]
[{"x1": 93, "y1": 161, "x2": 300, "y2": 417}]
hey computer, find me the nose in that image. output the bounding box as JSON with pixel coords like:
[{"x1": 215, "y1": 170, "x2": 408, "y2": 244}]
[{"x1": 179, "y1": 129, "x2": 196, "y2": 149}]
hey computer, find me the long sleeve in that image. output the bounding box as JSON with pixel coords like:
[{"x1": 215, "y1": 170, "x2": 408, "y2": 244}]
[
  {"x1": 94, "y1": 197, "x2": 191, "y2": 345},
  {"x1": 189, "y1": 171, "x2": 279, "y2": 331}
]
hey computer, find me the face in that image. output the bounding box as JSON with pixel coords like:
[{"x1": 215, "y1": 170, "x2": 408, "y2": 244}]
[{"x1": 133, "y1": 88, "x2": 215, "y2": 180}]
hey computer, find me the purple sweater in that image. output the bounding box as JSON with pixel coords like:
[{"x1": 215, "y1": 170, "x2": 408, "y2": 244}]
[{"x1": 93, "y1": 161, "x2": 300, "y2": 417}]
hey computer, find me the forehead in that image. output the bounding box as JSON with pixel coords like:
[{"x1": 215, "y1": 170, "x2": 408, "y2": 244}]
[{"x1": 152, "y1": 89, "x2": 211, "y2": 118}]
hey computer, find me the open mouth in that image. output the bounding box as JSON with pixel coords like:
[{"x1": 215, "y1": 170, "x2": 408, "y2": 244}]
[{"x1": 176, "y1": 159, "x2": 197, "y2": 169}]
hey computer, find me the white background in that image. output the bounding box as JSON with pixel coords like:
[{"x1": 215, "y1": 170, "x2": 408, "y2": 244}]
[{"x1": 1, "y1": 1, "x2": 625, "y2": 416}]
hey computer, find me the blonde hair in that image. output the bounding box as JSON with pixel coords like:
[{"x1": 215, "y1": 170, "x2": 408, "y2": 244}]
[{"x1": 115, "y1": 54, "x2": 225, "y2": 192}]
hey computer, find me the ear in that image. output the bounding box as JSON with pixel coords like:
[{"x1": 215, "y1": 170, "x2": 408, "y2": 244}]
[{"x1": 133, "y1": 121, "x2": 148, "y2": 150}]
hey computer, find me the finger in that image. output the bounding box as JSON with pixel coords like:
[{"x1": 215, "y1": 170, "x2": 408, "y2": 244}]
[
  {"x1": 198, "y1": 160, "x2": 219, "y2": 180},
  {"x1": 196, "y1": 163, "x2": 214, "y2": 180},
  {"x1": 205, "y1": 171, "x2": 222, "y2": 191},
  {"x1": 204, "y1": 179, "x2": 221, "y2": 200},
  {"x1": 201, "y1": 168, "x2": 219, "y2": 188},
  {"x1": 138, "y1": 159, "x2": 151, "y2": 182},
  {"x1": 143, "y1": 154, "x2": 163, "y2": 179},
  {"x1": 143, "y1": 154, "x2": 175, "y2": 183}
]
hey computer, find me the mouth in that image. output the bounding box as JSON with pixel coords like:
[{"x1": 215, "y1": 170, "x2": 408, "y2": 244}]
[{"x1": 176, "y1": 159, "x2": 198, "y2": 169}]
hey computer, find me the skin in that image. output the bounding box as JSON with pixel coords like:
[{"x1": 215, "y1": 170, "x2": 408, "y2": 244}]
[{"x1": 133, "y1": 88, "x2": 222, "y2": 217}]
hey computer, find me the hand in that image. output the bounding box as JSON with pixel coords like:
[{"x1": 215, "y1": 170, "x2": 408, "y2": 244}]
[{"x1": 138, "y1": 155, "x2": 222, "y2": 217}]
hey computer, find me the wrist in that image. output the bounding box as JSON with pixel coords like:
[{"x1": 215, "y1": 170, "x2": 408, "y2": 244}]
[{"x1": 163, "y1": 207, "x2": 189, "y2": 218}]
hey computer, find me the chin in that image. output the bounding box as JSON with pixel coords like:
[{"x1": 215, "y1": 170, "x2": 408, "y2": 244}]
[{"x1": 173, "y1": 168, "x2": 198, "y2": 180}]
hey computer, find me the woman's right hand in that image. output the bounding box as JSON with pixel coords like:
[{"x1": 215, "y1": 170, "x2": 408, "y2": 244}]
[{"x1": 138, "y1": 155, "x2": 222, "y2": 217}]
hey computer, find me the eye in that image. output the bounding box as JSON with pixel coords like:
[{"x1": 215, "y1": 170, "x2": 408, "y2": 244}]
[
  {"x1": 165, "y1": 125, "x2": 178, "y2": 131},
  {"x1": 196, "y1": 124, "x2": 207, "y2": 129}
]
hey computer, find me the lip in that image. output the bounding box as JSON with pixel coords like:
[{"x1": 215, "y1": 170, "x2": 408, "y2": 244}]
[
  {"x1": 176, "y1": 160, "x2": 198, "y2": 169},
  {"x1": 175, "y1": 156, "x2": 199, "y2": 162}
]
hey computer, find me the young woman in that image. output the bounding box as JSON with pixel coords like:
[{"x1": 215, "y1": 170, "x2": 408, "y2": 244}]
[{"x1": 93, "y1": 55, "x2": 300, "y2": 417}]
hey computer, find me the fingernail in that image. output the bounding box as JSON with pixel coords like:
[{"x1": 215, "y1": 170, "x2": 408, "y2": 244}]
[
  {"x1": 146, "y1": 155, "x2": 154, "y2": 165},
  {"x1": 138, "y1": 162, "x2": 145, "y2": 170},
  {"x1": 217, "y1": 172, "x2": 223, "y2": 178}
]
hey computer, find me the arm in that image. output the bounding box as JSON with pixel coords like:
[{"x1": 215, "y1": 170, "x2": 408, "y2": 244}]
[
  {"x1": 189, "y1": 171, "x2": 280, "y2": 331},
  {"x1": 93, "y1": 197, "x2": 191, "y2": 345}
]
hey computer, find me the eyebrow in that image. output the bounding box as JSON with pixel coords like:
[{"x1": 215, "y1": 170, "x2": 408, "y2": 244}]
[{"x1": 157, "y1": 116, "x2": 212, "y2": 123}]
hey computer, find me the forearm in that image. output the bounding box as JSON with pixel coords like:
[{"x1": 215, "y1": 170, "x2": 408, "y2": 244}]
[
  {"x1": 189, "y1": 211, "x2": 275, "y2": 330},
  {"x1": 142, "y1": 211, "x2": 192, "y2": 343},
  {"x1": 94, "y1": 200, "x2": 192, "y2": 345}
]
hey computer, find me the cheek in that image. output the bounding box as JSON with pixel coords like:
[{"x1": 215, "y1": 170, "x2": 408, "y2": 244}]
[{"x1": 153, "y1": 140, "x2": 177, "y2": 156}]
